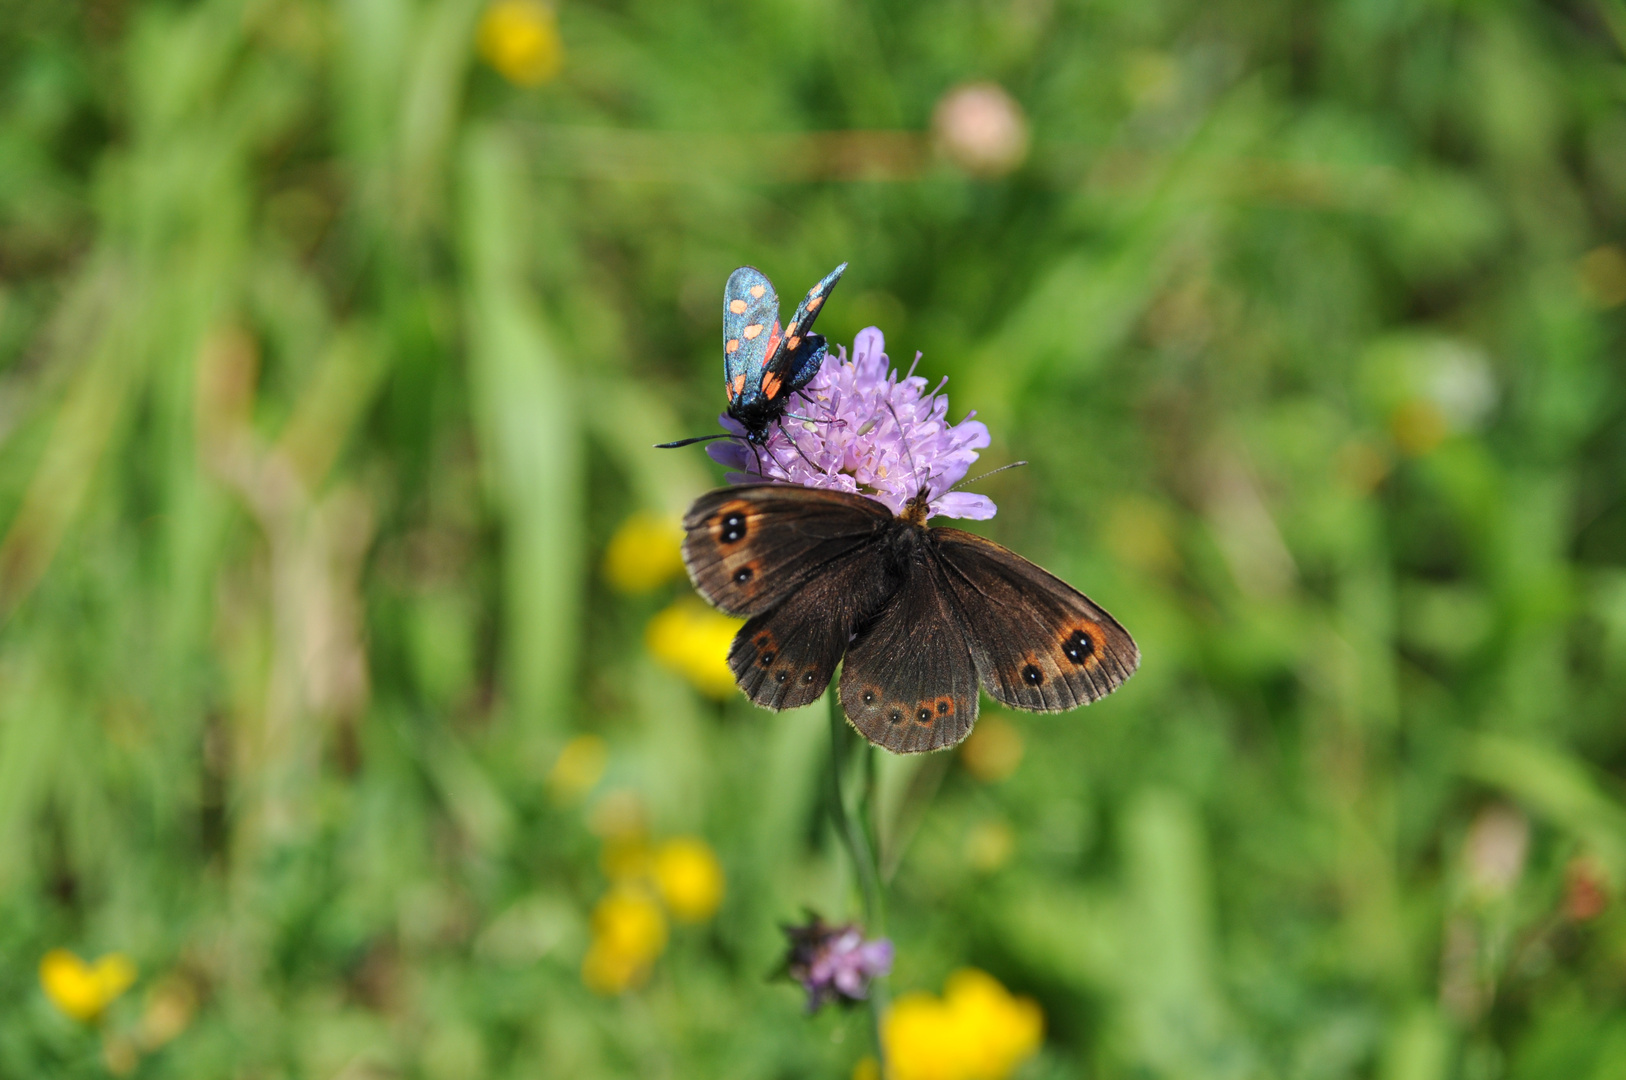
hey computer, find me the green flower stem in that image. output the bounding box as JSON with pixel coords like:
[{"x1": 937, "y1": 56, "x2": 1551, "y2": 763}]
[{"x1": 828, "y1": 686, "x2": 890, "y2": 1058}]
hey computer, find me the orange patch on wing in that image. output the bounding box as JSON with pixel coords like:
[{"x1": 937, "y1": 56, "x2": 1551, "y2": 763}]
[
  {"x1": 729, "y1": 299, "x2": 748, "y2": 314},
  {"x1": 761, "y1": 372, "x2": 783, "y2": 399},
  {"x1": 743, "y1": 324, "x2": 764, "y2": 340},
  {"x1": 749, "y1": 284, "x2": 766, "y2": 298},
  {"x1": 787, "y1": 336, "x2": 801, "y2": 351},
  {"x1": 726, "y1": 338, "x2": 740, "y2": 354},
  {"x1": 805, "y1": 296, "x2": 823, "y2": 311},
  {"x1": 731, "y1": 373, "x2": 746, "y2": 398},
  {"x1": 787, "y1": 321, "x2": 799, "y2": 336}
]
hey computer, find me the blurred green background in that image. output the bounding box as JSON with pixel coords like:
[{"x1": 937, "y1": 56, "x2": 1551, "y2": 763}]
[{"x1": 4, "y1": 0, "x2": 1626, "y2": 1075}]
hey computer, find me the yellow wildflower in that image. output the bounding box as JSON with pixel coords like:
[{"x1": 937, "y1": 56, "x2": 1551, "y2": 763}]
[
  {"x1": 476, "y1": 0, "x2": 563, "y2": 87},
  {"x1": 39, "y1": 949, "x2": 137, "y2": 1022},
  {"x1": 652, "y1": 836, "x2": 725, "y2": 922},
  {"x1": 603, "y1": 512, "x2": 686, "y2": 594},
  {"x1": 548, "y1": 733, "x2": 608, "y2": 805},
  {"x1": 581, "y1": 887, "x2": 668, "y2": 994},
  {"x1": 883, "y1": 969, "x2": 1044, "y2": 1080},
  {"x1": 645, "y1": 598, "x2": 742, "y2": 698}
]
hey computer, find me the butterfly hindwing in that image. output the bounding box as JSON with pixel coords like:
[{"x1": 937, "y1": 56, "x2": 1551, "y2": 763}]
[
  {"x1": 839, "y1": 539, "x2": 980, "y2": 753},
  {"x1": 723, "y1": 266, "x2": 782, "y2": 407},
  {"x1": 730, "y1": 545, "x2": 898, "y2": 710},
  {"x1": 929, "y1": 528, "x2": 1140, "y2": 711},
  {"x1": 681, "y1": 484, "x2": 894, "y2": 618}
]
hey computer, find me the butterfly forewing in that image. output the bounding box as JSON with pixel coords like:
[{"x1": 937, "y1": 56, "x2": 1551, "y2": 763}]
[
  {"x1": 723, "y1": 267, "x2": 782, "y2": 406},
  {"x1": 930, "y1": 528, "x2": 1140, "y2": 711},
  {"x1": 839, "y1": 542, "x2": 980, "y2": 753},
  {"x1": 681, "y1": 485, "x2": 893, "y2": 617}
]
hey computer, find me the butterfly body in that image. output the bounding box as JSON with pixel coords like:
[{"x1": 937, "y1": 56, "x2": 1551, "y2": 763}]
[
  {"x1": 722, "y1": 264, "x2": 847, "y2": 444},
  {"x1": 682, "y1": 485, "x2": 1139, "y2": 752}
]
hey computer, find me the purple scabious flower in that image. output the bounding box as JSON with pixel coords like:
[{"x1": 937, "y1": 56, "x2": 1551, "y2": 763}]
[
  {"x1": 708, "y1": 328, "x2": 996, "y2": 520},
  {"x1": 782, "y1": 915, "x2": 894, "y2": 1011}
]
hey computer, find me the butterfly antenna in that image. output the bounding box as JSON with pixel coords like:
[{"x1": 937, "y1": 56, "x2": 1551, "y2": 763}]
[
  {"x1": 654, "y1": 432, "x2": 739, "y2": 449},
  {"x1": 882, "y1": 398, "x2": 928, "y2": 499},
  {"x1": 947, "y1": 460, "x2": 1028, "y2": 492}
]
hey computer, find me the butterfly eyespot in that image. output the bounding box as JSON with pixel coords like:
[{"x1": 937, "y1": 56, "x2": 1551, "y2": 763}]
[
  {"x1": 734, "y1": 567, "x2": 753, "y2": 584},
  {"x1": 936, "y1": 699, "x2": 951, "y2": 715},
  {"x1": 1022, "y1": 664, "x2": 1044, "y2": 686},
  {"x1": 1063, "y1": 629, "x2": 1095, "y2": 664},
  {"x1": 887, "y1": 709, "x2": 904, "y2": 724},
  {"x1": 759, "y1": 651, "x2": 776, "y2": 667},
  {"x1": 719, "y1": 513, "x2": 747, "y2": 544},
  {"x1": 862, "y1": 690, "x2": 876, "y2": 704},
  {"x1": 802, "y1": 671, "x2": 816, "y2": 684},
  {"x1": 916, "y1": 707, "x2": 932, "y2": 723},
  {"x1": 775, "y1": 670, "x2": 788, "y2": 683}
]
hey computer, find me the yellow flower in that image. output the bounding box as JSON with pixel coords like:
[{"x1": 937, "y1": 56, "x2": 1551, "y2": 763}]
[
  {"x1": 476, "y1": 0, "x2": 563, "y2": 87},
  {"x1": 581, "y1": 887, "x2": 668, "y2": 994},
  {"x1": 603, "y1": 512, "x2": 686, "y2": 594},
  {"x1": 548, "y1": 733, "x2": 608, "y2": 805},
  {"x1": 645, "y1": 599, "x2": 742, "y2": 698},
  {"x1": 652, "y1": 837, "x2": 725, "y2": 922},
  {"x1": 883, "y1": 969, "x2": 1044, "y2": 1080},
  {"x1": 39, "y1": 949, "x2": 137, "y2": 1022}
]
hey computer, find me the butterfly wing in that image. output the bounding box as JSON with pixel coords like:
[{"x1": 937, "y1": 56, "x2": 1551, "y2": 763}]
[
  {"x1": 730, "y1": 544, "x2": 898, "y2": 710},
  {"x1": 682, "y1": 484, "x2": 899, "y2": 710},
  {"x1": 929, "y1": 528, "x2": 1139, "y2": 711},
  {"x1": 767, "y1": 262, "x2": 848, "y2": 395},
  {"x1": 681, "y1": 484, "x2": 893, "y2": 617},
  {"x1": 723, "y1": 267, "x2": 783, "y2": 409},
  {"x1": 838, "y1": 538, "x2": 981, "y2": 753}
]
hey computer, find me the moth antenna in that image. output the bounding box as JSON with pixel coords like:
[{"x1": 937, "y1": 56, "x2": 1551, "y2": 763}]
[
  {"x1": 655, "y1": 433, "x2": 741, "y2": 449},
  {"x1": 748, "y1": 441, "x2": 763, "y2": 476},
  {"x1": 947, "y1": 460, "x2": 1028, "y2": 493}
]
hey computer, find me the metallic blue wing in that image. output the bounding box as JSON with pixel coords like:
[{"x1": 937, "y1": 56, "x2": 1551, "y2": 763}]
[
  {"x1": 768, "y1": 262, "x2": 847, "y2": 394},
  {"x1": 722, "y1": 266, "x2": 783, "y2": 408}
]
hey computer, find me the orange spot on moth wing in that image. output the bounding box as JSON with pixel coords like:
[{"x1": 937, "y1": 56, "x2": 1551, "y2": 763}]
[
  {"x1": 786, "y1": 336, "x2": 801, "y2": 351},
  {"x1": 764, "y1": 323, "x2": 782, "y2": 356},
  {"x1": 729, "y1": 299, "x2": 748, "y2": 314},
  {"x1": 805, "y1": 295, "x2": 823, "y2": 311},
  {"x1": 761, "y1": 372, "x2": 783, "y2": 399},
  {"x1": 743, "y1": 324, "x2": 764, "y2": 339},
  {"x1": 726, "y1": 379, "x2": 735, "y2": 401},
  {"x1": 726, "y1": 338, "x2": 740, "y2": 354},
  {"x1": 750, "y1": 284, "x2": 766, "y2": 298},
  {"x1": 731, "y1": 373, "x2": 746, "y2": 397},
  {"x1": 787, "y1": 321, "x2": 799, "y2": 336}
]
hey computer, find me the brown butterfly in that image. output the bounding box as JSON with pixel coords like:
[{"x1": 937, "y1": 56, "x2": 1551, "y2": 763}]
[{"x1": 681, "y1": 483, "x2": 1139, "y2": 752}]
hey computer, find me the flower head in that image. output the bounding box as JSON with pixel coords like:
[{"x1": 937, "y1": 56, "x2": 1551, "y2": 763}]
[
  {"x1": 645, "y1": 598, "x2": 743, "y2": 697},
  {"x1": 652, "y1": 837, "x2": 726, "y2": 922},
  {"x1": 708, "y1": 328, "x2": 996, "y2": 521},
  {"x1": 477, "y1": 0, "x2": 563, "y2": 86},
  {"x1": 782, "y1": 915, "x2": 894, "y2": 1011},
  {"x1": 883, "y1": 968, "x2": 1044, "y2": 1080},
  {"x1": 39, "y1": 949, "x2": 137, "y2": 1022},
  {"x1": 582, "y1": 887, "x2": 667, "y2": 994}
]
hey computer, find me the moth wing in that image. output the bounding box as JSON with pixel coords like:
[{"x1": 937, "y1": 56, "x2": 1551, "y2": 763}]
[
  {"x1": 839, "y1": 547, "x2": 980, "y2": 753},
  {"x1": 930, "y1": 528, "x2": 1139, "y2": 711},
  {"x1": 681, "y1": 484, "x2": 893, "y2": 617},
  {"x1": 768, "y1": 262, "x2": 847, "y2": 393},
  {"x1": 723, "y1": 266, "x2": 783, "y2": 402},
  {"x1": 730, "y1": 544, "x2": 897, "y2": 711}
]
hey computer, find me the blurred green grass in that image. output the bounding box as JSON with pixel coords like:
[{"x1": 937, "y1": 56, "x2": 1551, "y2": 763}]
[{"x1": 3, "y1": 0, "x2": 1626, "y2": 1076}]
